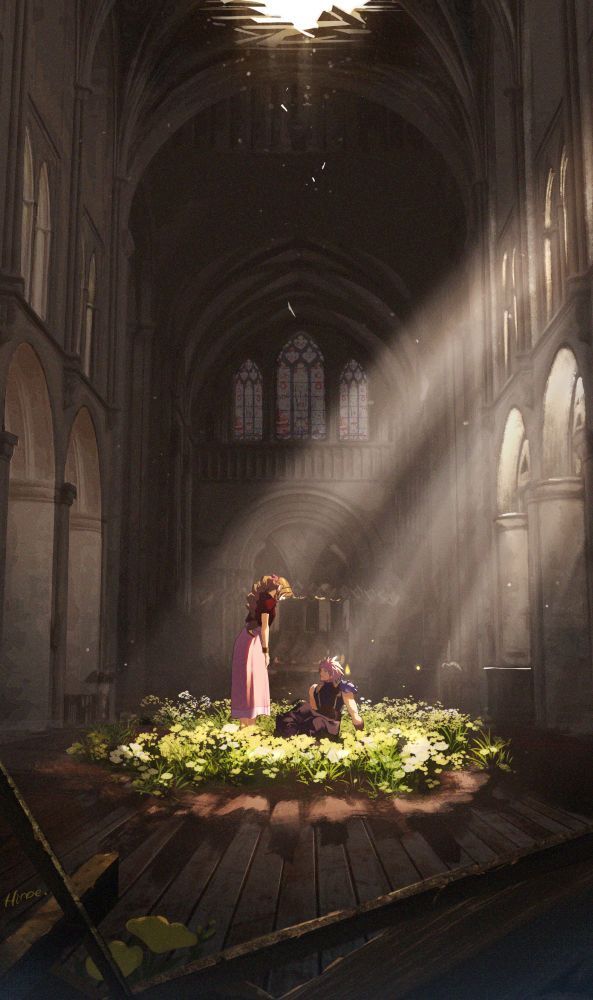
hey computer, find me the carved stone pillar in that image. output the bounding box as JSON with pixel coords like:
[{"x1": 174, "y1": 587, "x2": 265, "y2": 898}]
[
  {"x1": 65, "y1": 85, "x2": 91, "y2": 354},
  {"x1": 66, "y1": 507, "x2": 103, "y2": 717},
  {"x1": 1, "y1": 0, "x2": 28, "y2": 279},
  {"x1": 486, "y1": 512, "x2": 533, "y2": 724},
  {"x1": 527, "y1": 478, "x2": 592, "y2": 731},
  {"x1": 0, "y1": 431, "x2": 18, "y2": 652},
  {"x1": 49, "y1": 482, "x2": 77, "y2": 725},
  {"x1": 4, "y1": 478, "x2": 55, "y2": 728},
  {"x1": 495, "y1": 513, "x2": 531, "y2": 665}
]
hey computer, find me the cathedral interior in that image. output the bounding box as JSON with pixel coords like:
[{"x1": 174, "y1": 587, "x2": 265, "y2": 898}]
[
  {"x1": 4, "y1": 2, "x2": 593, "y2": 998},
  {"x1": 1, "y1": 0, "x2": 593, "y2": 735},
  {"x1": 0, "y1": 0, "x2": 593, "y2": 732}
]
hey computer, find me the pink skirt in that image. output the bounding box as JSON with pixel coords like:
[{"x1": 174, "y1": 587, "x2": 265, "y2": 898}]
[{"x1": 231, "y1": 626, "x2": 270, "y2": 719}]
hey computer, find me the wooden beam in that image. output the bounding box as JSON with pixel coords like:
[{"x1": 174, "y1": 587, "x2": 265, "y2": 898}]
[
  {"x1": 0, "y1": 757, "x2": 131, "y2": 997},
  {"x1": 131, "y1": 826, "x2": 593, "y2": 997},
  {"x1": 0, "y1": 851, "x2": 118, "y2": 971}
]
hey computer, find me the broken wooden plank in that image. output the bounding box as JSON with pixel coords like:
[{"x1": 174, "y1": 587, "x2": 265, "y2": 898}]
[
  {"x1": 1, "y1": 802, "x2": 139, "y2": 932},
  {"x1": 0, "y1": 757, "x2": 131, "y2": 997},
  {"x1": 0, "y1": 850, "x2": 118, "y2": 996}
]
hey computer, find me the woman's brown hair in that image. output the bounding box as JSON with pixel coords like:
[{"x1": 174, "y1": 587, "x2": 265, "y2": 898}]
[{"x1": 245, "y1": 574, "x2": 293, "y2": 617}]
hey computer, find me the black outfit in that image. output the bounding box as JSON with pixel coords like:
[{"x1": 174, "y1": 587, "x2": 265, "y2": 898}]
[{"x1": 274, "y1": 680, "x2": 361, "y2": 740}]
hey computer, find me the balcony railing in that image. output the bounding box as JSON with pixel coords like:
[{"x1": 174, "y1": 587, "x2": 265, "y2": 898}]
[{"x1": 195, "y1": 443, "x2": 396, "y2": 482}]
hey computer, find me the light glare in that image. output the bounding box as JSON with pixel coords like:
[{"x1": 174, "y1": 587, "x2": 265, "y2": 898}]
[{"x1": 249, "y1": 1, "x2": 371, "y2": 34}]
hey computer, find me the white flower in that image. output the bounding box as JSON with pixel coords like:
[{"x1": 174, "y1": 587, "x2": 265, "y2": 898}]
[
  {"x1": 221, "y1": 723, "x2": 240, "y2": 733},
  {"x1": 326, "y1": 747, "x2": 350, "y2": 763}
]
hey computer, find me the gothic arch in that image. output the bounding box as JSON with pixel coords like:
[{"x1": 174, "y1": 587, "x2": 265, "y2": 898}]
[
  {"x1": 542, "y1": 347, "x2": 584, "y2": 478},
  {"x1": 497, "y1": 407, "x2": 529, "y2": 513},
  {"x1": 221, "y1": 488, "x2": 386, "y2": 587}
]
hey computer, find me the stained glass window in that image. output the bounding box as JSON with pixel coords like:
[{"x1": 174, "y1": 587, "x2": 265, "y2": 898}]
[
  {"x1": 234, "y1": 360, "x2": 263, "y2": 440},
  {"x1": 276, "y1": 334, "x2": 326, "y2": 439},
  {"x1": 339, "y1": 360, "x2": 369, "y2": 440}
]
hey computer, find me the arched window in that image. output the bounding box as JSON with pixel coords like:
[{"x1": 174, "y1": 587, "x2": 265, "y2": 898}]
[
  {"x1": 498, "y1": 408, "x2": 529, "y2": 514},
  {"x1": 543, "y1": 348, "x2": 585, "y2": 477},
  {"x1": 570, "y1": 376, "x2": 585, "y2": 476},
  {"x1": 82, "y1": 253, "x2": 97, "y2": 377},
  {"x1": 501, "y1": 252, "x2": 511, "y2": 379},
  {"x1": 234, "y1": 360, "x2": 263, "y2": 440},
  {"x1": 559, "y1": 148, "x2": 569, "y2": 269},
  {"x1": 276, "y1": 334, "x2": 325, "y2": 440},
  {"x1": 21, "y1": 129, "x2": 35, "y2": 301},
  {"x1": 543, "y1": 168, "x2": 556, "y2": 323},
  {"x1": 339, "y1": 360, "x2": 369, "y2": 440},
  {"x1": 511, "y1": 247, "x2": 519, "y2": 348},
  {"x1": 30, "y1": 163, "x2": 51, "y2": 320}
]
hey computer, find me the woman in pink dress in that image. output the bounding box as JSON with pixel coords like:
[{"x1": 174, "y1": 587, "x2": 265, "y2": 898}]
[{"x1": 231, "y1": 574, "x2": 293, "y2": 727}]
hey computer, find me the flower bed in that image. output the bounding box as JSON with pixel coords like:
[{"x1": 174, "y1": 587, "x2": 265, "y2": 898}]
[{"x1": 66, "y1": 692, "x2": 512, "y2": 798}]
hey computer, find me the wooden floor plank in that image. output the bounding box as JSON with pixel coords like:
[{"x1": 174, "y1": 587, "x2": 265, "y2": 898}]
[
  {"x1": 400, "y1": 830, "x2": 450, "y2": 879},
  {"x1": 509, "y1": 798, "x2": 582, "y2": 835},
  {"x1": 471, "y1": 807, "x2": 536, "y2": 851},
  {"x1": 151, "y1": 831, "x2": 231, "y2": 927},
  {"x1": 226, "y1": 825, "x2": 285, "y2": 947},
  {"x1": 268, "y1": 824, "x2": 318, "y2": 997},
  {"x1": 466, "y1": 810, "x2": 523, "y2": 857},
  {"x1": 84, "y1": 813, "x2": 188, "y2": 939},
  {"x1": 492, "y1": 802, "x2": 564, "y2": 843},
  {"x1": 364, "y1": 817, "x2": 422, "y2": 891},
  {"x1": 344, "y1": 819, "x2": 390, "y2": 905},
  {"x1": 315, "y1": 824, "x2": 361, "y2": 972},
  {"x1": 186, "y1": 823, "x2": 262, "y2": 955},
  {"x1": 523, "y1": 795, "x2": 592, "y2": 832},
  {"x1": 441, "y1": 822, "x2": 499, "y2": 867}
]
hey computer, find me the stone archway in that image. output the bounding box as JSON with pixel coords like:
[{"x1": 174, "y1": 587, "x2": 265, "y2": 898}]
[
  {"x1": 64, "y1": 408, "x2": 103, "y2": 722},
  {"x1": 3, "y1": 344, "x2": 55, "y2": 728},
  {"x1": 533, "y1": 347, "x2": 591, "y2": 730},
  {"x1": 205, "y1": 488, "x2": 388, "y2": 699}
]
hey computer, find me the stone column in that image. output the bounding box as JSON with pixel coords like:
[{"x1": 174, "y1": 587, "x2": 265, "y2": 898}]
[
  {"x1": 66, "y1": 507, "x2": 103, "y2": 720},
  {"x1": 487, "y1": 512, "x2": 533, "y2": 723},
  {"x1": 1, "y1": 0, "x2": 28, "y2": 280},
  {"x1": 49, "y1": 482, "x2": 77, "y2": 725},
  {"x1": 0, "y1": 431, "x2": 18, "y2": 653},
  {"x1": 64, "y1": 85, "x2": 90, "y2": 354},
  {"x1": 3, "y1": 479, "x2": 55, "y2": 728},
  {"x1": 575, "y1": 427, "x2": 593, "y2": 697},
  {"x1": 495, "y1": 513, "x2": 531, "y2": 665},
  {"x1": 527, "y1": 478, "x2": 592, "y2": 731},
  {"x1": 119, "y1": 321, "x2": 154, "y2": 710}
]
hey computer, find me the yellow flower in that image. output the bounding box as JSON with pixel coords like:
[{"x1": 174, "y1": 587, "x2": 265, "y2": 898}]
[
  {"x1": 126, "y1": 915, "x2": 198, "y2": 954},
  {"x1": 85, "y1": 940, "x2": 143, "y2": 981}
]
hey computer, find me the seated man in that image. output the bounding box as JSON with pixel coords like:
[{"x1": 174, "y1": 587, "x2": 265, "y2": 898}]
[{"x1": 275, "y1": 656, "x2": 364, "y2": 740}]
